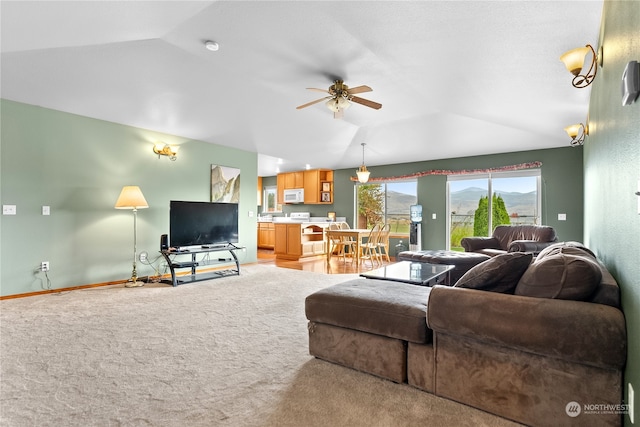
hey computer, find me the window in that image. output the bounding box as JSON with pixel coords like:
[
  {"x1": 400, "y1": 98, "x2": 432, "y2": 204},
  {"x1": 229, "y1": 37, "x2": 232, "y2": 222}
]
[
  {"x1": 262, "y1": 186, "x2": 280, "y2": 213},
  {"x1": 447, "y1": 170, "x2": 541, "y2": 250},
  {"x1": 355, "y1": 181, "x2": 417, "y2": 234}
]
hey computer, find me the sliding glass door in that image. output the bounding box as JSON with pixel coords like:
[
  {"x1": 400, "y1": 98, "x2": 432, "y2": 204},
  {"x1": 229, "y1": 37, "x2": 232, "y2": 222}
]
[{"x1": 447, "y1": 170, "x2": 541, "y2": 250}]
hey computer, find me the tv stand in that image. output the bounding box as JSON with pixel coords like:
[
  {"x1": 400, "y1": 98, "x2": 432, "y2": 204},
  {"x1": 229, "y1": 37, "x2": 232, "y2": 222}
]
[{"x1": 160, "y1": 244, "x2": 242, "y2": 287}]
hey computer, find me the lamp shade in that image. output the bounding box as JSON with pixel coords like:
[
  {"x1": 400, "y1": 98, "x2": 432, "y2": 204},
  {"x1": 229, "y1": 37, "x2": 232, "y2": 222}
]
[
  {"x1": 356, "y1": 166, "x2": 370, "y2": 183},
  {"x1": 560, "y1": 46, "x2": 591, "y2": 76},
  {"x1": 564, "y1": 124, "x2": 583, "y2": 139},
  {"x1": 337, "y1": 96, "x2": 351, "y2": 110},
  {"x1": 326, "y1": 98, "x2": 341, "y2": 112},
  {"x1": 115, "y1": 186, "x2": 149, "y2": 209}
]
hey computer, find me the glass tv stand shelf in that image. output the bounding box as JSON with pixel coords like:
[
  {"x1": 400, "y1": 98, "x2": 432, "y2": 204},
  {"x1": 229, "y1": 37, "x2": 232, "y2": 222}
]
[{"x1": 160, "y1": 244, "x2": 242, "y2": 287}]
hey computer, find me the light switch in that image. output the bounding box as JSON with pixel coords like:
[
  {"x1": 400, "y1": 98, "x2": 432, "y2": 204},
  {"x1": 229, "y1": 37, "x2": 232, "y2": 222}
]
[
  {"x1": 432, "y1": 213, "x2": 437, "y2": 220},
  {"x1": 2, "y1": 205, "x2": 16, "y2": 215},
  {"x1": 42, "y1": 206, "x2": 50, "y2": 215},
  {"x1": 558, "y1": 213, "x2": 567, "y2": 221},
  {"x1": 248, "y1": 211, "x2": 254, "y2": 217}
]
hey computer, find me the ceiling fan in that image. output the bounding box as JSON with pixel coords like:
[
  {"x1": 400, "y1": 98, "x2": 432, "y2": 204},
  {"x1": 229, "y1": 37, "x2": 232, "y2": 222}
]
[{"x1": 296, "y1": 79, "x2": 382, "y2": 119}]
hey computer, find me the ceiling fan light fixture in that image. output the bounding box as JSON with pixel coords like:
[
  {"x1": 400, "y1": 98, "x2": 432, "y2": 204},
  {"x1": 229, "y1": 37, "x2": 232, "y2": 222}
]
[
  {"x1": 337, "y1": 96, "x2": 351, "y2": 110},
  {"x1": 326, "y1": 98, "x2": 340, "y2": 112}
]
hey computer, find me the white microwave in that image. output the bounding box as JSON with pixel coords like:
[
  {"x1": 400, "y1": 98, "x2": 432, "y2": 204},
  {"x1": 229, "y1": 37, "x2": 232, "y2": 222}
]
[{"x1": 283, "y1": 188, "x2": 304, "y2": 203}]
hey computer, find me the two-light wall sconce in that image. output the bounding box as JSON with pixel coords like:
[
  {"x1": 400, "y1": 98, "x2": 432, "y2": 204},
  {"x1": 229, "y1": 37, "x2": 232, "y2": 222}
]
[
  {"x1": 560, "y1": 43, "x2": 598, "y2": 145},
  {"x1": 564, "y1": 123, "x2": 588, "y2": 147},
  {"x1": 560, "y1": 44, "x2": 601, "y2": 89},
  {"x1": 153, "y1": 143, "x2": 179, "y2": 161}
]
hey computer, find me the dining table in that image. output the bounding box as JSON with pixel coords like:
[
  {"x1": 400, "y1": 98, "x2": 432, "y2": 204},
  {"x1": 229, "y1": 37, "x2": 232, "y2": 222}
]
[{"x1": 325, "y1": 228, "x2": 372, "y2": 265}]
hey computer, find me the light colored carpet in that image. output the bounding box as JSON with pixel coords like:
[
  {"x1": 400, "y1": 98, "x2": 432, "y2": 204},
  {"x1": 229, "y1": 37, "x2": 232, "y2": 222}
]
[{"x1": 0, "y1": 264, "x2": 521, "y2": 427}]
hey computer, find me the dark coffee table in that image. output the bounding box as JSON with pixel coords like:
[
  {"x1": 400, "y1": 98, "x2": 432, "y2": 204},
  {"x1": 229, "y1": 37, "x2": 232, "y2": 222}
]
[{"x1": 360, "y1": 261, "x2": 454, "y2": 286}]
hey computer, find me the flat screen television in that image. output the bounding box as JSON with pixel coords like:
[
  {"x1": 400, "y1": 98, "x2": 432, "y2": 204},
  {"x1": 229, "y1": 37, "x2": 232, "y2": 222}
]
[{"x1": 169, "y1": 201, "x2": 239, "y2": 248}]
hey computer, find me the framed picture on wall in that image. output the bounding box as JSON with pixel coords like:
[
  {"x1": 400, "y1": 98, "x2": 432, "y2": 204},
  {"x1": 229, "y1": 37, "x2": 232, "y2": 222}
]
[
  {"x1": 321, "y1": 192, "x2": 331, "y2": 202},
  {"x1": 211, "y1": 165, "x2": 240, "y2": 203},
  {"x1": 322, "y1": 182, "x2": 331, "y2": 192}
]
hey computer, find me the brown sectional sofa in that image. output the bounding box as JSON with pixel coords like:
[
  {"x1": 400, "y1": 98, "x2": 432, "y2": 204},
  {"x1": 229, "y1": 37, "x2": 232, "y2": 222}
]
[{"x1": 305, "y1": 242, "x2": 627, "y2": 426}]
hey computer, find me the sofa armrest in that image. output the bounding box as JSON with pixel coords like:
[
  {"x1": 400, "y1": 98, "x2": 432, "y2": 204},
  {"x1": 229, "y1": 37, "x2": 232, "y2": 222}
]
[
  {"x1": 507, "y1": 240, "x2": 555, "y2": 254},
  {"x1": 426, "y1": 286, "x2": 626, "y2": 370},
  {"x1": 460, "y1": 236, "x2": 501, "y2": 252}
]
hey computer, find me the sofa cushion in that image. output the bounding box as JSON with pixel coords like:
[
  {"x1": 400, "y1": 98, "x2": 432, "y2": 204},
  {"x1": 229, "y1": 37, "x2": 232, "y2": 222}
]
[
  {"x1": 305, "y1": 278, "x2": 432, "y2": 344},
  {"x1": 536, "y1": 241, "x2": 596, "y2": 260},
  {"x1": 454, "y1": 252, "x2": 533, "y2": 294},
  {"x1": 515, "y1": 253, "x2": 602, "y2": 300}
]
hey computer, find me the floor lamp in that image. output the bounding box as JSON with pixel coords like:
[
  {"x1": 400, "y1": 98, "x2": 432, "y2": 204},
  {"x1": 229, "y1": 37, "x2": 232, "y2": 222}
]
[{"x1": 115, "y1": 186, "x2": 149, "y2": 287}]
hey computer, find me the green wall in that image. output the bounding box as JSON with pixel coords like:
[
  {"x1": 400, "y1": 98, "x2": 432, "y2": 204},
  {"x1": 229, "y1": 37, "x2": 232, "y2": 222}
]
[
  {"x1": 265, "y1": 146, "x2": 584, "y2": 256},
  {"x1": 1, "y1": 100, "x2": 258, "y2": 297},
  {"x1": 586, "y1": 2, "x2": 640, "y2": 425}
]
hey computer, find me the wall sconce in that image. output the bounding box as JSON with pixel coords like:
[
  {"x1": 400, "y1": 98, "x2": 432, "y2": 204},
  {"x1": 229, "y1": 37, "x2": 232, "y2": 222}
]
[
  {"x1": 153, "y1": 143, "x2": 179, "y2": 161},
  {"x1": 560, "y1": 44, "x2": 600, "y2": 88},
  {"x1": 564, "y1": 123, "x2": 588, "y2": 146},
  {"x1": 356, "y1": 143, "x2": 370, "y2": 183}
]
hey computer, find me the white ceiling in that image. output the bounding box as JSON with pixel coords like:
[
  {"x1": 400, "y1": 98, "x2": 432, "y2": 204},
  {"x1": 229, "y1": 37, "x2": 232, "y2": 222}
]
[{"x1": 0, "y1": 1, "x2": 601, "y2": 176}]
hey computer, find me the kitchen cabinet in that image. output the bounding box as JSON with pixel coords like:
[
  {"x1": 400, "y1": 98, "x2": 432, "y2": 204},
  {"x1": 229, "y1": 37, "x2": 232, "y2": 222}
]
[
  {"x1": 285, "y1": 171, "x2": 304, "y2": 189},
  {"x1": 304, "y1": 169, "x2": 333, "y2": 204},
  {"x1": 274, "y1": 223, "x2": 302, "y2": 258},
  {"x1": 274, "y1": 222, "x2": 327, "y2": 260},
  {"x1": 257, "y1": 222, "x2": 275, "y2": 249},
  {"x1": 277, "y1": 169, "x2": 333, "y2": 204},
  {"x1": 277, "y1": 171, "x2": 303, "y2": 203}
]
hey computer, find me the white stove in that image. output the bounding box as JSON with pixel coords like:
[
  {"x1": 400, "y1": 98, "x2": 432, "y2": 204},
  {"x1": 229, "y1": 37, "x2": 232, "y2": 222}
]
[{"x1": 288, "y1": 212, "x2": 310, "y2": 222}]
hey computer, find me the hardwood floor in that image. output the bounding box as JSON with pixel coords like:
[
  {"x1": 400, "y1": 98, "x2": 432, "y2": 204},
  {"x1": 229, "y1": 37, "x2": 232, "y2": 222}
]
[{"x1": 257, "y1": 249, "x2": 396, "y2": 274}]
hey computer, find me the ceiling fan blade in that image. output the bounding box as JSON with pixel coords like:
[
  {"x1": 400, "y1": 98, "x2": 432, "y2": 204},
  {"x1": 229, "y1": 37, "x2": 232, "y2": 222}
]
[
  {"x1": 306, "y1": 88, "x2": 330, "y2": 93},
  {"x1": 346, "y1": 85, "x2": 372, "y2": 95},
  {"x1": 350, "y1": 96, "x2": 382, "y2": 110},
  {"x1": 296, "y1": 96, "x2": 331, "y2": 109}
]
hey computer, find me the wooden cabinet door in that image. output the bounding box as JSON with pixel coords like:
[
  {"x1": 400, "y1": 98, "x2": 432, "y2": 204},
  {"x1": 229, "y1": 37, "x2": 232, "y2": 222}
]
[
  {"x1": 277, "y1": 174, "x2": 284, "y2": 203},
  {"x1": 284, "y1": 173, "x2": 295, "y2": 189},
  {"x1": 265, "y1": 224, "x2": 275, "y2": 248},
  {"x1": 274, "y1": 223, "x2": 288, "y2": 255},
  {"x1": 287, "y1": 224, "x2": 302, "y2": 256},
  {"x1": 304, "y1": 170, "x2": 320, "y2": 204}
]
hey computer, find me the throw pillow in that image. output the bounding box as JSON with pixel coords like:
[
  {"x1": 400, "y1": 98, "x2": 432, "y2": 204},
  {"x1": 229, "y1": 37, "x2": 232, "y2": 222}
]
[
  {"x1": 514, "y1": 253, "x2": 602, "y2": 300},
  {"x1": 454, "y1": 252, "x2": 533, "y2": 294}
]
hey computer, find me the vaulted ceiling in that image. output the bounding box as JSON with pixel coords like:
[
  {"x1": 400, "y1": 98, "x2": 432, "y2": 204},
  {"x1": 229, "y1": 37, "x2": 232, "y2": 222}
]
[{"x1": 1, "y1": 1, "x2": 601, "y2": 176}]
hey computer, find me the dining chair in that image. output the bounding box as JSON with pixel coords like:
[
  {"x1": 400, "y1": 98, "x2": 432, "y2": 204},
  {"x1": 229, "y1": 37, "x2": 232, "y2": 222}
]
[
  {"x1": 359, "y1": 223, "x2": 383, "y2": 267},
  {"x1": 376, "y1": 223, "x2": 391, "y2": 262},
  {"x1": 328, "y1": 223, "x2": 355, "y2": 263}
]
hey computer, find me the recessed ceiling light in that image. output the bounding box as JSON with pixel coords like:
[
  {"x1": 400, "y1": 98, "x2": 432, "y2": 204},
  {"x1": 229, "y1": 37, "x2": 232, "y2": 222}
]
[{"x1": 205, "y1": 40, "x2": 219, "y2": 51}]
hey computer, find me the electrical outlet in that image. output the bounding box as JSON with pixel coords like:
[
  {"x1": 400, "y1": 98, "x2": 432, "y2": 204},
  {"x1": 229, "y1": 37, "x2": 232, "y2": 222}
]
[
  {"x1": 40, "y1": 261, "x2": 49, "y2": 272},
  {"x1": 139, "y1": 251, "x2": 148, "y2": 263}
]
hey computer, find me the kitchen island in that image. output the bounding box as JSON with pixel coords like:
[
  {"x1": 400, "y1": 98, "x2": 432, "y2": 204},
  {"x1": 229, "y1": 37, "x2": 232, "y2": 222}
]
[{"x1": 274, "y1": 221, "x2": 344, "y2": 260}]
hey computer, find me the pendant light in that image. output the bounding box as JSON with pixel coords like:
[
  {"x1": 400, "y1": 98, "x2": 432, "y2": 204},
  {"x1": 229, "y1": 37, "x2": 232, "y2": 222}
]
[{"x1": 356, "y1": 143, "x2": 370, "y2": 183}]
